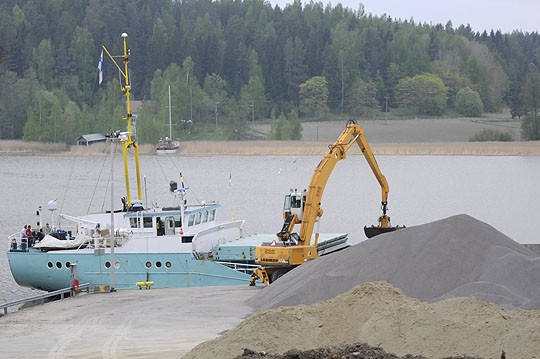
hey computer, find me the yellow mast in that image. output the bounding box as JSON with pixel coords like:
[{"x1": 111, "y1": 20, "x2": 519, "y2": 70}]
[{"x1": 101, "y1": 33, "x2": 142, "y2": 206}]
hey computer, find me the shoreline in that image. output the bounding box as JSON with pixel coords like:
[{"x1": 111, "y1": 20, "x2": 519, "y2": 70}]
[
  {"x1": 1, "y1": 140, "x2": 540, "y2": 156},
  {"x1": 178, "y1": 140, "x2": 540, "y2": 156}
]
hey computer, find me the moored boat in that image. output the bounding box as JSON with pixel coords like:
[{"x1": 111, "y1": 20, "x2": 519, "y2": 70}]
[
  {"x1": 156, "y1": 86, "x2": 180, "y2": 154},
  {"x1": 156, "y1": 137, "x2": 180, "y2": 154},
  {"x1": 6, "y1": 33, "x2": 251, "y2": 291}
]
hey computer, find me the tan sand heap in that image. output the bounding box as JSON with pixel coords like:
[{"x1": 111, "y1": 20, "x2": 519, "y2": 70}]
[{"x1": 183, "y1": 281, "x2": 540, "y2": 359}]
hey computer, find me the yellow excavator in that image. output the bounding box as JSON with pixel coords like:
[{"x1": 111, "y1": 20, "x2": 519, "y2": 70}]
[{"x1": 249, "y1": 120, "x2": 403, "y2": 286}]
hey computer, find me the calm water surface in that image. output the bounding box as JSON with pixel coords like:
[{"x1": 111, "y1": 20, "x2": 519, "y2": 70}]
[{"x1": 1, "y1": 154, "x2": 539, "y2": 301}]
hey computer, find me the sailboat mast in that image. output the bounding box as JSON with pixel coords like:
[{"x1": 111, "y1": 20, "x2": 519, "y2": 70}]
[{"x1": 168, "y1": 85, "x2": 172, "y2": 139}]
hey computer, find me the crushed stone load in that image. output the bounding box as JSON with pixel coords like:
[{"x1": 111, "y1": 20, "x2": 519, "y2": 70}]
[
  {"x1": 247, "y1": 214, "x2": 540, "y2": 310},
  {"x1": 183, "y1": 281, "x2": 539, "y2": 359}
]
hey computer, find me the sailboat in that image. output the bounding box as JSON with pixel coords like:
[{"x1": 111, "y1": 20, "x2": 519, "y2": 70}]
[{"x1": 156, "y1": 85, "x2": 180, "y2": 154}]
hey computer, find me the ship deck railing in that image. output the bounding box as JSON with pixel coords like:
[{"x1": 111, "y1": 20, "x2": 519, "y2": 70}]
[
  {"x1": 0, "y1": 283, "x2": 90, "y2": 316},
  {"x1": 215, "y1": 261, "x2": 261, "y2": 274}
]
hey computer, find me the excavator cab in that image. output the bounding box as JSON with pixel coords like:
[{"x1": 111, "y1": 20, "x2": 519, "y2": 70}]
[
  {"x1": 283, "y1": 189, "x2": 306, "y2": 220},
  {"x1": 278, "y1": 189, "x2": 306, "y2": 243}
]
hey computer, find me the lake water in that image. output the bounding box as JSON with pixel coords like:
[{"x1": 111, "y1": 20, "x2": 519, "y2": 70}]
[{"x1": 1, "y1": 153, "x2": 540, "y2": 302}]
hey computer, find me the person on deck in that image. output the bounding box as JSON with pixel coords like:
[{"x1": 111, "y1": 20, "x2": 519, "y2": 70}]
[
  {"x1": 44, "y1": 223, "x2": 51, "y2": 235},
  {"x1": 26, "y1": 225, "x2": 34, "y2": 246},
  {"x1": 35, "y1": 229, "x2": 45, "y2": 243}
]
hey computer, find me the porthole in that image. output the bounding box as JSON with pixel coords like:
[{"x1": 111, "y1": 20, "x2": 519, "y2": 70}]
[
  {"x1": 114, "y1": 262, "x2": 120, "y2": 269},
  {"x1": 65, "y1": 262, "x2": 71, "y2": 268},
  {"x1": 165, "y1": 261, "x2": 171, "y2": 268},
  {"x1": 145, "y1": 261, "x2": 151, "y2": 268},
  {"x1": 105, "y1": 261, "x2": 111, "y2": 269},
  {"x1": 56, "y1": 262, "x2": 62, "y2": 269},
  {"x1": 156, "y1": 261, "x2": 162, "y2": 268},
  {"x1": 47, "y1": 262, "x2": 53, "y2": 268}
]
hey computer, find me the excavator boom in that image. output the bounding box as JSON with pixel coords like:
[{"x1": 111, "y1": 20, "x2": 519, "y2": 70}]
[{"x1": 250, "y1": 120, "x2": 403, "y2": 286}]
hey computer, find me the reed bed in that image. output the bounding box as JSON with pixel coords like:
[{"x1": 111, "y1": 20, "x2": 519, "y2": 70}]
[
  {"x1": 0, "y1": 140, "x2": 66, "y2": 153},
  {"x1": 68, "y1": 142, "x2": 155, "y2": 156},
  {"x1": 177, "y1": 140, "x2": 540, "y2": 156},
  {"x1": 1, "y1": 139, "x2": 539, "y2": 156},
  {"x1": 371, "y1": 141, "x2": 540, "y2": 156}
]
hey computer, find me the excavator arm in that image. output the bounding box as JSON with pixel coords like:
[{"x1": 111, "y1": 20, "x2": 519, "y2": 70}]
[{"x1": 299, "y1": 119, "x2": 395, "y2": 245}]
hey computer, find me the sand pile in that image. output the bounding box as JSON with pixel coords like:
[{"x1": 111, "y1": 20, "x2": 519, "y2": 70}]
[
  {"x1": 248, "y1": 214, "x2": 540, "y2": 310},
  {"x1": 183, "y1": 281, "x2": 540, "y2": 359}
]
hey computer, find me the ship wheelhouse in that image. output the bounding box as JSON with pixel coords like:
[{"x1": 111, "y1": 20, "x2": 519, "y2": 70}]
[{"x1": 124, "y1": 204, "x2": 220, "y2": 240}]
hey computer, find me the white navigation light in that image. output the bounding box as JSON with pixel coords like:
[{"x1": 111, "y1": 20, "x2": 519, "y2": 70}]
[{"x1": 47, "y1": 200, "x2": 58, "y2": 212}]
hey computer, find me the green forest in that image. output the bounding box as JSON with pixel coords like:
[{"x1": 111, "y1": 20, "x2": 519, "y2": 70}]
[{"x1": 1, "y1": 0, "x2": 540, "y2": 144}]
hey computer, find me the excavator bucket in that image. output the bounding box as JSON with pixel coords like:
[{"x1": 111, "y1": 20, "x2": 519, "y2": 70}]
[{"x1": 363, "y1": 225, "x2": 400, "y2": 238}]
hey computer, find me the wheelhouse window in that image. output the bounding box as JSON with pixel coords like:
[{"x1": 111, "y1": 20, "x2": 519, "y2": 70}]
[
  {"x1": 208, "y1": 209, "x2": 216, "y2": 221},
  {"x1": 174, "y1": 215, "x2": 182, "y2": 227},
  {"x1": 188, "y1": 214, "x2": 194, "y2": 226},
  {"x1": 129, "y1": 217, "x2": 140, "y2": 228},
  {"x1": 202, "y1": 211, "x2": 208, "y2": 223},
  {"x1": 195, "y1": 212, "x2": 202, "y2": 225},
  {"x1": 143, "y1": 217, "x2": 153, "y2": 228}
]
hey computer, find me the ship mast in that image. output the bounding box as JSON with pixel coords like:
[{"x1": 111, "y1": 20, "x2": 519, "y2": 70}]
[{"x1": 101, "y1": 33, "x2": 142, "y2": 206}]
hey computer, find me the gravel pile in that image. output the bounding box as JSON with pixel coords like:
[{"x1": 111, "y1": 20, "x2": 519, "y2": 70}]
[{"x1": 247, "y1": 214, "x2": 540, "y2": 310}]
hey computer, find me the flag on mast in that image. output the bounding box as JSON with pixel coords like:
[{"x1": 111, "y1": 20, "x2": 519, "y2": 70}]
[{"x1": 98, "y1": 49, "x2": 103, "y2": 85}]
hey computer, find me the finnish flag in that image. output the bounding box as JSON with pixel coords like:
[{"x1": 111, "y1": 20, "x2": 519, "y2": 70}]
[{"x1": 98, "y1": 49, "x2": 103, "y2": 85}]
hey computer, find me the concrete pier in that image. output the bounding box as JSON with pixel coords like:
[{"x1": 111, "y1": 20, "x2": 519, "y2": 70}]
[{"x1": 0, "y1": 286, "x2": 258, "y2": 358}]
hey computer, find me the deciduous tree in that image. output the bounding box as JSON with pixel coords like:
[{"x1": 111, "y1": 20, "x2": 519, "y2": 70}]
[
  {"x1": 396, "y1": 73, "x2": 448, "y2": 115},
  {"x1": 32, "y1": 39, "x2": 54, "y2": 89},
  {"x1": 345, "y1": 78, "x2": 379, "y2": 116},
  {"x1": 520, "y1": 64, "x2": 540, "y2": 140},
  {"x1": 289, "y1": 107, "x2": 302, "y2": 140},
  {"x1": 455, "y1": 87, "x2": 484, "y2": 117},
  {"x1": 299, "y1": 76, "x2": 329, "y2": 117}
]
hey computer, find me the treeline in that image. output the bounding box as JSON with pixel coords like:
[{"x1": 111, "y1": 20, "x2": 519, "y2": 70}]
[{"x1": 1, "y1": 0, "x2": 540, "y2": 143}]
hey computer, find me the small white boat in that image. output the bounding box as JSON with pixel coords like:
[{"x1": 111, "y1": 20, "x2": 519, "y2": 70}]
[
  {"x1": 156, "y1": 86, "x2": 179, "y2": 154},
  {"x1": 156, "y1": 136, "x2": 180, "y2": 154}
]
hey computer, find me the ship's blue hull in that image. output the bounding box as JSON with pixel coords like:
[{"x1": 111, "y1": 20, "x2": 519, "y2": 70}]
[{"x1": 7, "y1": 249, "x2": 252, "y2": 291}]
